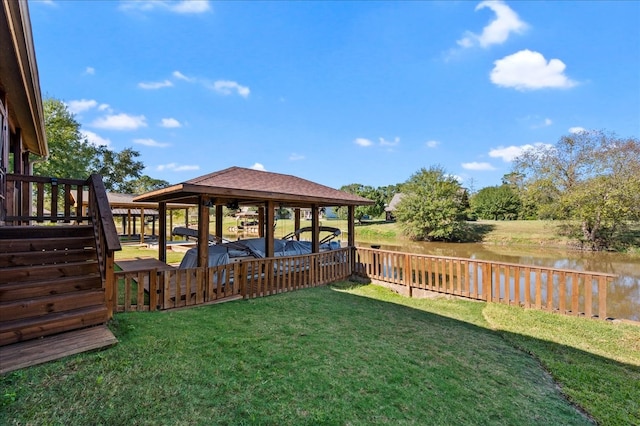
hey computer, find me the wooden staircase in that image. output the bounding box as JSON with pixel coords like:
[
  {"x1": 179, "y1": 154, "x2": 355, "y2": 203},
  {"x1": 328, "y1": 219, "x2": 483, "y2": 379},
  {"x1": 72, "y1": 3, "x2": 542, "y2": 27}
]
[{"x1": 0, "y1": 225, "x2": 116, "y2": 372}]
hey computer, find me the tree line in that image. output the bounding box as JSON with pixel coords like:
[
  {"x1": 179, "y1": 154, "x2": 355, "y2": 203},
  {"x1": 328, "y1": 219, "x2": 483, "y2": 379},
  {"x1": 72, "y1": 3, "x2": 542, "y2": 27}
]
[
  {"x1": 340, "y1": 130, "x2": 639, "y2": 251},
  {"x1": 36, "y1": 98, "x2": 638, "y2": 251}
]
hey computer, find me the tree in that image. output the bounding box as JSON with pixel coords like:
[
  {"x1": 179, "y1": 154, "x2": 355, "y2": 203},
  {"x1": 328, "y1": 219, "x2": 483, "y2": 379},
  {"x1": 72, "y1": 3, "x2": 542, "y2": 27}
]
[
  {"x1": 513, "y1": 130, "x2": 640, "y2": 249},
  {"x1": 336, "y1": 184, "x2": 396, "y2": 223},
  {"x1": 35, "y1": 97, "x2": 159, "y2": 194},
  {"x1": 94, "y1": 147, "x2": 145, "y2": 193},
  {"x1": 394, "y1": 166, "x2": 469, "y2": 241},
  {"x1": 126, "y1": 175, "x2": 170, "y2": 194},
  {"x1": 471, "y1": 185, "x2": 521, "y2": 220},
  {"x1": 35, "y1": 98, "x2": 102, "y2": 179}
]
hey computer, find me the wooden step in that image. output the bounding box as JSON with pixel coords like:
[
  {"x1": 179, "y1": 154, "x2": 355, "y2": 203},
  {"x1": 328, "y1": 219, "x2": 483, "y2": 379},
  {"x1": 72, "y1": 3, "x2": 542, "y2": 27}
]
[
  {"x1": 0, "y1": 225, "x2": 94, "y2": 240},
  {"x1": 0, "y1": 289, "x2": 105, "y2": 322},
  {"x1": 0, "y1": 274, "x2": 102, "y2": 302},
  {"x1": 0, "y1": 261, "x2": 99, "y2": 284},
  {"x1": 0, "y1": 305, "x2": 109, "y2": 346},
  {"x1": 0, "y1": 247, "x2": 97, "y2": 268},
  {"x1": 0, "y1": 236, "x2": 96, "y2": 253},
  {"x1": 0, "y1": 325, "x2": 117, "y2": 373}
]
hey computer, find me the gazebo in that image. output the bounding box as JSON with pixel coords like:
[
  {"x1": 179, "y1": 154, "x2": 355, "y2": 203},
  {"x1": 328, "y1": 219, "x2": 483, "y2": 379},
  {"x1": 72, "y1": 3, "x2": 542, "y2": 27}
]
[
  {"x1": 74, "y1": 191, "x2": 191, "y2": 243},
  {"x1": 134, "y1": 166, "x2": 374, "y2": 269}
]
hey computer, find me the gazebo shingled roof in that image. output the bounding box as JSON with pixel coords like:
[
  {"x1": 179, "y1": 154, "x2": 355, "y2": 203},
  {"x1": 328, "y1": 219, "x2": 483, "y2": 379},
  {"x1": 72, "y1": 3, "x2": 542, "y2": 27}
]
[
  {"x1": 133, "y1": 166, "x2": 374, "y2": 207},
  {"x1": 133, "y1": 167, "x2": 373, "y2": 264}
]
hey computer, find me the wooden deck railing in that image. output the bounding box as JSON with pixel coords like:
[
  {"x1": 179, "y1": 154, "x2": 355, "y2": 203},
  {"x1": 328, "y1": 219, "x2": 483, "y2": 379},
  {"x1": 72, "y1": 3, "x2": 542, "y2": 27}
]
[
  {"x1": 5, "y1": 173, "x2": 122, "y2": 317},
  {"x1": 86, "y1": 174, "x2": 122, "y2": 317},
  {"x1": 113, "y1": 248, "x2": 352, "y2": 312},
  {"x1": 6, "y1": 173, "x2": 90, "y2": 224},
  {"x1": 354, "y1": 247, "x2": 617, "y2": 319}
]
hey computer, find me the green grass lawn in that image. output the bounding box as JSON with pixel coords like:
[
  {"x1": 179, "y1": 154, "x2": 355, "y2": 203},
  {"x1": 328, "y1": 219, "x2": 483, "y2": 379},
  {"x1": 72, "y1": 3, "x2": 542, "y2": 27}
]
[
  {"x1": 2, "y1": 284, "x2": 638, "y2": 425},
  {"x1": 116, "y1": 244, "x2": 185, "y2": 264}
]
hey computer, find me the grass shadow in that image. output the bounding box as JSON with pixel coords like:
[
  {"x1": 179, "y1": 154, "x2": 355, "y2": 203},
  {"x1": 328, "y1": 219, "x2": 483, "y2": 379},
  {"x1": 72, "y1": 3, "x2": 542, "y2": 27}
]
[
  {"x1": 355, "y1": 219, "x2": 392, "y2": 226},
  {"x1": 333, "y1": 283, "x2": 639, "y2": 426},
  {"x1": 464, "y1": 222, "x2": 496, "y2": 242}
]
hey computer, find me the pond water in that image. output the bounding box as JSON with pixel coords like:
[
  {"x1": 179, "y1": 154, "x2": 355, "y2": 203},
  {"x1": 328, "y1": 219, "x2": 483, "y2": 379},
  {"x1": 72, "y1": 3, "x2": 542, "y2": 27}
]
[{"x1": 357, "y1": 239, "x2": 640, "y2": 322}]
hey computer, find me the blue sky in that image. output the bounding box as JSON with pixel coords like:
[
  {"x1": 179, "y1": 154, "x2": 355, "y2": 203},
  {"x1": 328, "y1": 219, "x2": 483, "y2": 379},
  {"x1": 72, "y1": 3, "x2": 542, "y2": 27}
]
[{"x1": 29, "y1": 0, "x2": 640, "y2": 191}]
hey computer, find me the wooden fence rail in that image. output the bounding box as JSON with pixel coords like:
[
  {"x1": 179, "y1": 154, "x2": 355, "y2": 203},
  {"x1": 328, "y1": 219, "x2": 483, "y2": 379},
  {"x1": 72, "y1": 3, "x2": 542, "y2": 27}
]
[
  {"x1": 5, "y1": 173, "x2": 90, "y2": 224},
  {"x1": 354, "y1": 247, "x2": 616, "y2": 319},
  {"x1": 114, "y1": 248, "x2": 352, "y2": 312}
]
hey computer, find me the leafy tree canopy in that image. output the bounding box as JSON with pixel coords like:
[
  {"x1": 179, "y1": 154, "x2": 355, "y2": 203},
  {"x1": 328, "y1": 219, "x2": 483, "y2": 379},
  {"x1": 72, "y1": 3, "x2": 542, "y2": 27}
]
[
  {"x1": 471, "y1": 185, "x2": 521, "y2": 220},
  {"x1": 336, "y1": 184, "x2": 399, "y2": 222},
  {"x1": 35, "y1": 97, "x2": 168, "y2": 194},
  {"x1": 513, "y1": 130, "x2": 640, "y2": 249},
  {"x1": 394, "y1": 166, "x2": 469, "y2": 242}
]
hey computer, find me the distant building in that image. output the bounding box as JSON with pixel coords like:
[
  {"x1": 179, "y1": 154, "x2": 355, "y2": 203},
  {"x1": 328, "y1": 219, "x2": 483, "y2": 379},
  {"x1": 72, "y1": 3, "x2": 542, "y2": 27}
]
[{"x1": 385, "y1": 193, "x2": 404, "y2": 221}]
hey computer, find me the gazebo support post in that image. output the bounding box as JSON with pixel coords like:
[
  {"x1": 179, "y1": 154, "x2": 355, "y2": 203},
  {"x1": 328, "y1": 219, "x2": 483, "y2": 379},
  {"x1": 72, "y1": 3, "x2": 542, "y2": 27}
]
[
  {"x1": 197, "y1": 196, "x2": 210, "y2": 267},
  {"x1": 258, "y1": 207, "x2": 265, "y2": 238},
  {"x1": 215, "y1": 204, "x2": 223, "y2": 242},
  {"x1": 348, "y1": 205, "x2": 355, "y2": 274},
  {"x1": 169, "y1": 210, "x2": 173, "y2": 241},
  {"x1": 294, "y1": 208, "x2": 301, "y2": 240},
  {"x1": 311, "y1": 205, "x2": 320, "y2": 253},
  {"x1": 265, "y1": 201, "x2": 275, "y2": 258},
  {"x1": 127, "y1": 209, "x2": 132, "y2": 237},
  {"x1": 159, "y1": 202, "x2": 167, "y2": 263},
  {"x1": 140, "y1": 207, "x2": 145, "y2": 244},
  {"x1": 347, "y1": 205, "x2": 355, "y2": 247}
]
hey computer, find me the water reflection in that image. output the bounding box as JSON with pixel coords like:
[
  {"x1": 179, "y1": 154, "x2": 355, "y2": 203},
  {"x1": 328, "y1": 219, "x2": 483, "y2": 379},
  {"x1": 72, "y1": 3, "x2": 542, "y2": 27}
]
[{"x1": 360, "y1": 240, "x2": 640, "y2": 322}]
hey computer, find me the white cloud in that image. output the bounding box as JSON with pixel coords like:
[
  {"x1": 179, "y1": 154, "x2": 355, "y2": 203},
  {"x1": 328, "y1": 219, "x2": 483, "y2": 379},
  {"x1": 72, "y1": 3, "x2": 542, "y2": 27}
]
[
  {"x1": 289, "y1": 153, "x2": 305, "y2": 161},
  {"x1": 569, "y1": 126, "x2": 587, "y2": 134},
  {"x1": 426, "y1": 140, "x2": 440, "y2": 148},
  {"x1": 98, "y1": 103, "x2": 111, "y2": 112},
  {"x1": 172, "y1": 70, "x2": 193, "y2": 82},
  {"x1": 379, "y1": 137, "x2": 400, "y2": 147},
  {"x1": 211, "y1": 80, "x2": 250, "y2": 98},
  {"x1": 138, "y1": 79, "x2": 173, "y2": 90},
  {"x1": 67, "y1": 99, "x2": 98, "y2": 114},
  {"x1": 489, "y1": 142, "x2": 552, "y2": 162},
  {"x1": 160, "y1": 118, "x2": 182, "y2": 128},
  {"x1": 120, "y1": 0, "x2": 211, "y2": 14},
  {"x1": 354, "y1": 138, "x2": 373, "y2": 147},
  {"x1": 461, "y1": 162, "x2": 496, "y2": 171},
  {"x1": 84, "y1": 66, "x2": 95, "y2": 75},
  {"x1": 133, "y1": 138, "x2": 170, "y2": 148},
  {"x1": 490, "y1": 49, "x2": 577, "y2": 91},
  {"x1": 171, "y1": 0, "x2": 211, "y2": 14},
  {"x1": 250, "y1": 163, "x2": 266, "y2": 171},
  {"x1": 457, "y1": 0, "x2": 528, "y2": 49},
  {"x1": 81, "y1": 130, "x2": 111, "y2": 148},
  {"x1": 156, "y1": 163, "x2": 200, "y2": 172},
  {"x1": 92, "y1": 113, "x2": 147, "y2": 130}
]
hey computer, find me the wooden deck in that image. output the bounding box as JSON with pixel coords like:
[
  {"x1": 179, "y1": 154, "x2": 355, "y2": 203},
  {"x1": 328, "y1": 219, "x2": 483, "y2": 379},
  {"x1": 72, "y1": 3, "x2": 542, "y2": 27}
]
[
  {"x1": 0, "y1": 326, "x2": 118, "y2": 374},
  {"x1": 116, "y1": 257, "x2": 177, "y2": 273}
]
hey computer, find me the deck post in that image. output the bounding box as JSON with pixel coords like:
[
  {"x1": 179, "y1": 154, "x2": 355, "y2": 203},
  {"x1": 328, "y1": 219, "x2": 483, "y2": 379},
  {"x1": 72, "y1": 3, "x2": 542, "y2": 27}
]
[{"x1": 105, "y1": 251, "x2": 115, "y2": 318}]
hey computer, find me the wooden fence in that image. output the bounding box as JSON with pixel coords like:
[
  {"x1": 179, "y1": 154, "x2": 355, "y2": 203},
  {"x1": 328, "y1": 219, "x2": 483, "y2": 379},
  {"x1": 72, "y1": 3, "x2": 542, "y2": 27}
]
[
  {"x1": 354, "y1": 247, "x2": 617, "y2": 319},
  {"x1": 113, "y1": 248, "x2": 352, "y2": 312}
]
